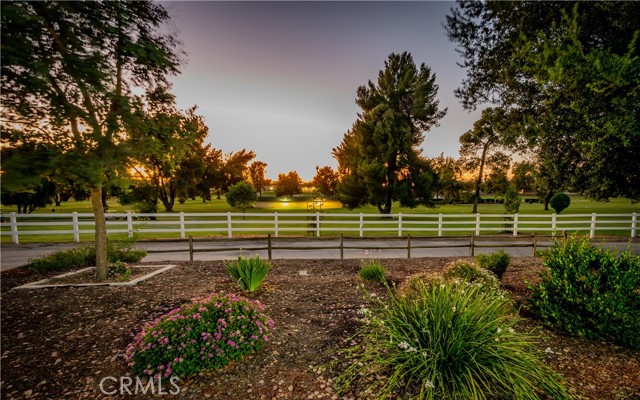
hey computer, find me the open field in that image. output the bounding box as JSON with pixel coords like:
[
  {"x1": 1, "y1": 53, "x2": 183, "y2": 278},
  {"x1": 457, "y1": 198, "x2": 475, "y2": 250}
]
[{"x1": 2, "y1": 195, "x2": 639, "y2": 215}]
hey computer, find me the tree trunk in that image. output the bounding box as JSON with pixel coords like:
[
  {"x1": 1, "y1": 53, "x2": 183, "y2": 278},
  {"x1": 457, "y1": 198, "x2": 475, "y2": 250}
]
[
  {"x1": 379, "y1": 153, "x2": 397, "y2": 215},
  {"x1": 380, "y1": 198, "x2": 392, "y2": 214},
  {"x1": 543, "y1": 192, "x2": 554, "y2": 211},
  {"x1": 472, "y1": 190, "x2": 480, "y2": 214},
  {"x1": 472, "y1": 143, "x2": 490, "y2": 214},
  {"x1": 91, "y1": 186, "x2": 109, "y2": 281},
  {"x1": 101, "y1": 184, "x2": 109, "y2": 210},
  {"x1": 161, "y1": 195, "x2": 173, "y2": 212}
]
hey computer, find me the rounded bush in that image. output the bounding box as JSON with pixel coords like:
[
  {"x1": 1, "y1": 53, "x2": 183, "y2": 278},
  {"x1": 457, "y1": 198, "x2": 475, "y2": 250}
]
[
  {"x1": 125, "y1": 292, "x2": 274, "y2": 380},
  {"x1": 442, "y1": 259, "x2": 500, "y2": 289},
  {"x1": 529, "y1": 236, "x2": 640, "y2": 349},
  {"x1": 549, "y1": 193, "x2": 571, "y2": 214},
  {"x1": 337, "y1": 278, "x2": 569, "y2": 399}
]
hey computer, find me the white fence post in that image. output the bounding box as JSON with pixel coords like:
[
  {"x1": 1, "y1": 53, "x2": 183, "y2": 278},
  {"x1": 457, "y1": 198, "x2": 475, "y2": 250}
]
[
  {"x1": 72, "y1": 212, "x2": 80, "y2": 242},
  {"x1": 4, "y1": 211, "x2": 638, "y2": 241},
  {"x1": 9, "y1": 212, "x2": 19, "y2": 244},
  {"x1": 126, "y1": 211, "x2": 133, "y2": 238},
  {"x1": 179, "y1": 212, "x2": 186, "y2": 239}
]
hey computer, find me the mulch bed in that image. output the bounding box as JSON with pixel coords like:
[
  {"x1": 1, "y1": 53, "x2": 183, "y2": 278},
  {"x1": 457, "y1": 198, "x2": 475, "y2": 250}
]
[
  {"x1": 1, "y1": 257, "x2": 639, "y2": 399},
  {"x1": 44, "y1": 266, "x2": 164, "y2": 286}
]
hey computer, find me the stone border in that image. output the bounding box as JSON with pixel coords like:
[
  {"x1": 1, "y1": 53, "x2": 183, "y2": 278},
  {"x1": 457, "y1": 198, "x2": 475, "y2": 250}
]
[{"x1": 12, "y1": 265, "x2": 176, "y2": 290}]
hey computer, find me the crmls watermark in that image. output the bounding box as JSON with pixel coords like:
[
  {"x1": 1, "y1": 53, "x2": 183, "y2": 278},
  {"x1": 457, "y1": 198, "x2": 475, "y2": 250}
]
[{"x1": 100, "y1": 376, "x2": 180, "y2": 396}]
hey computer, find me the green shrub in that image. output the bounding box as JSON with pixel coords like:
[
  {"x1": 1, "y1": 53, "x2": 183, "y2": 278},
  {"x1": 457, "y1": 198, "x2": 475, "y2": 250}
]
[
  {"x1": 226, "y1": 181, "x2": 258, "y2": 213},
  {"x1": 125, "y1": 292, "x2": 274, "y2": 379},
  {"x1": 476, "y1": 249, "x2": 510, "y2": 279},
  {"x1": 107, "y1": 234, "x2": 147, "y2": 263},
  {"x1": 358, "y1": 260, "x2": 386, "y2": 282},
  {"x1": 336, "y1": 278, "x2": 569, "y2": 399},
  {"x1": 30, "y1": 246, "x2": 94, "y2": 272},
  {"x1": 503, "y1": 184, "x2": 521, "y2": 214},
  {"x1": 30, "y1": 240, "x2": 147, "y2": 273},
  {"x1": 105, "y1": 261, "x2": 133, "y2": 281},
  {"x1": 549, "y1": 193, "x2": 571, "y2": 214},
  {"x1": 225, "y1": 256, "x2": 271, "y2": 292},
  {"x1": 529, "y1": 236, "x2": 640, "y2": 349},
  {"x1": 442, "y1": 259, "x2": 500, "y2": 289}
]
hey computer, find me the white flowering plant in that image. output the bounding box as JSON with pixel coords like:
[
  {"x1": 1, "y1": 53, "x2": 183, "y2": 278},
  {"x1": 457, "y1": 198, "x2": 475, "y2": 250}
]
[{"x1": 335, "y1": 277, "x2": 570, "y2": 399}]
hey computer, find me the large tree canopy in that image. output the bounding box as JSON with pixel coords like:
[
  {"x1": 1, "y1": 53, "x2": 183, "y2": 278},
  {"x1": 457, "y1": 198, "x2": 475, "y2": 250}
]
[
  {"x1": 333, "y1": 52, "x2": 446, "y2": 214},
  {"x1": 446, "y1": 1, "x2": 640, "y2": 201},
  {"x1": 1, "y1": 0, "x2": 182, "y2": 279},
  {"x1": 312, "y1": 166, "x2": 339, "y2": 197},
  {"x1": 129, "y1": 94, "x2": 209, "y2": 212},
  {"x1": 248, "y1": 161, "x2": 268, "y2": 196},
  {"x1": 0, "y1": 142, "x2": 58, "y2": 213}
]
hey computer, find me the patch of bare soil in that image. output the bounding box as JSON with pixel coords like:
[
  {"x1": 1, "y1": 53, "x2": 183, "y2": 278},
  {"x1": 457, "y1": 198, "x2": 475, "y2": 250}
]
[{"x1": 1, "y1": 258, "x2": 638, "y2": 399}]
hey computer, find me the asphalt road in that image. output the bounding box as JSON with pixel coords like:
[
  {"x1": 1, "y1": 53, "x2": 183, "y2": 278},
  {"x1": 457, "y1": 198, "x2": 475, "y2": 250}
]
[{"x1": 2, "y1": 237, "x2": 638, "y2": 271}]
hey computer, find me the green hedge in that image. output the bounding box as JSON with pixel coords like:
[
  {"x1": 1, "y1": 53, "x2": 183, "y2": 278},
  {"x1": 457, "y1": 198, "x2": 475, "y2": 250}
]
[{"x1": 529, "y1": 236, "x2": 640, "y2": 349}]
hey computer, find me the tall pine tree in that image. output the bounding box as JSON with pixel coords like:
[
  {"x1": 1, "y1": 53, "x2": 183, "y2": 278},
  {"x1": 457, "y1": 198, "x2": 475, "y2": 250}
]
[{"x1": 333, "y1": 52, "x2": 446, "y2": 214}]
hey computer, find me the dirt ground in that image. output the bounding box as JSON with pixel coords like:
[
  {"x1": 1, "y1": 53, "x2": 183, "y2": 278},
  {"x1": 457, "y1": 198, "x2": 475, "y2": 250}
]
[{"x1": 1, "y1": 257, "x2": 639, "y2": 399}]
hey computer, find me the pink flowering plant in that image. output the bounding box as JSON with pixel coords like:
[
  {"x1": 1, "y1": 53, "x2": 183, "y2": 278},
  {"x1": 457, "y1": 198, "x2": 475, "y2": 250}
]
[{"x1": 124, "y1": 292, "x2": 274, "y2": 379}]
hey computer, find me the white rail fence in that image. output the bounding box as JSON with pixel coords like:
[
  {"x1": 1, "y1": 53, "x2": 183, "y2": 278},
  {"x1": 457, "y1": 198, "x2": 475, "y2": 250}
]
[{"x1": 1, "y1": 212, "x2": 638, "y2": 244}]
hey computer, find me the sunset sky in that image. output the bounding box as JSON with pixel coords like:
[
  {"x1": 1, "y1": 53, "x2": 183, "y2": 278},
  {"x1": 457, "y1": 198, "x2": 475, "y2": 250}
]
[{"x1": 163, "y1": 1, "x2": 483, "y2": 180}]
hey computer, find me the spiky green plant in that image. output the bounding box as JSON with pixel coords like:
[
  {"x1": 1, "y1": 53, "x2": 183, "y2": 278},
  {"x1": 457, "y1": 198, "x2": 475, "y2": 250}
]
[
  {"x1": 336, "y1": 278, "x2": 570, "y2": 399},
  {"x1": 358, "y1": 259, "x2": 386, "y2": 282},
  {"x1": 225, "y1": 256, "x2": 271, "y2": 292}
]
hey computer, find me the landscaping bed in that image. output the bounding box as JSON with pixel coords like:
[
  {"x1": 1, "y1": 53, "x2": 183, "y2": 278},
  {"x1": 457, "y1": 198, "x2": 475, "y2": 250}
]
[
  {"x1": 10, "y1": 265, "x2": 175, "y2": 290},
  {"x1": 1, "y1": 258, "x2": 639, "y2": 399}
]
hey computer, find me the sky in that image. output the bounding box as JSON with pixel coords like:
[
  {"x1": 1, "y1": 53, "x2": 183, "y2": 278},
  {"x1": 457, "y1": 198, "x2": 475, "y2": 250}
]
[{"x1": 162, "y1": 1, "x2": 483, "y2": 181}]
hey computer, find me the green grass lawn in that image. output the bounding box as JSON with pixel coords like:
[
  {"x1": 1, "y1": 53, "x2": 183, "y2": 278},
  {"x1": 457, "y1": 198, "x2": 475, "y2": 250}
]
[
  {"x1": 1, "y1": 195, "x2": 638, "y2": 243},
  {"x1": 4, "y1": 195, "x2": 636, "y2": 214}
]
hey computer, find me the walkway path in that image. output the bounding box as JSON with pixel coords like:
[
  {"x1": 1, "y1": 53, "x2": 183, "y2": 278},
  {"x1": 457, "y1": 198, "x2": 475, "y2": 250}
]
[{"x1": 2, "y1": 238, "x2": 638, "y2": 271}]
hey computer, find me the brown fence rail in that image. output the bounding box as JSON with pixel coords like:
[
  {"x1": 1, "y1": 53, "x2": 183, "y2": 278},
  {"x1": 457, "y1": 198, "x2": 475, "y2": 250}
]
[{"x1": 140, "y1": 233, "x2": 638, "y2": 261}]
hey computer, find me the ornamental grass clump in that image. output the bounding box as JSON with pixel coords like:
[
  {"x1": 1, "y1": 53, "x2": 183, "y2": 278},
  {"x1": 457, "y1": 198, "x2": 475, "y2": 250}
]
[
  {"x1": 225, "y1": 256, "x2": 271, "y2": 292},
  {"x1": 358, "y1": 259, "x2": 386, "y2": 282},
  {"x1": 336, "y1": 278, "x2": 569, "y2": 400},
  {"x1": 476, "y1": 248, "x2": 510, "y2": 279},
  {"x1": 125, "y1": 292, "x2": 274, "y2": 380},
  {"x1": 529, "y1": 235, "x2": 640, "y2": 349}
]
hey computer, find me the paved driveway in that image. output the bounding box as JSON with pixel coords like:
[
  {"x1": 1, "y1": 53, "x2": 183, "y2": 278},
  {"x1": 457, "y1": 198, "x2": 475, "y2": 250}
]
[{"x1": 2, "y1": 237, "x2": 638, "y2": 271}]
